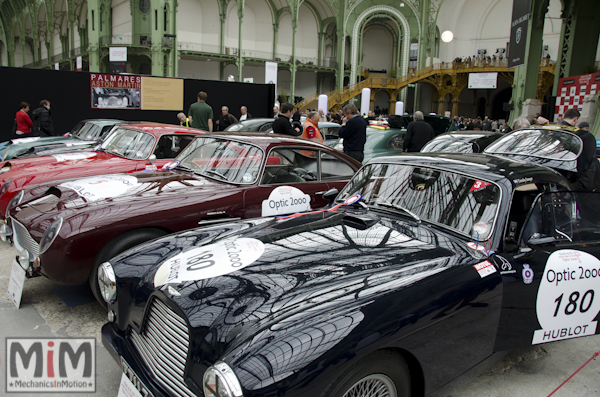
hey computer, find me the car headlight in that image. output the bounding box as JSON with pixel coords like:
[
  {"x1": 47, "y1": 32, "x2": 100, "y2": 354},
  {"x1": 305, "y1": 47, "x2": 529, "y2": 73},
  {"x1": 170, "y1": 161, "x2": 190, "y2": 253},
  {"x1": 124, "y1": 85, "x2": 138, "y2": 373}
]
[
  {"x1": 0, "y1": 165, "x2": 11, "y2": 174},
  {"x1": 98, "y1": 262, "x2": 117, "y2": 303},
  {"x1": 39, "y1": 217, "x2": 63, "y2": 254},
  {"x1": 18, "y1": 248, "x2": 30, "y2": 269},
  {"x1": 0, "y1": 179, "x2": 12, "y2": 199},
  {"x1": 7, "y1": 190, "x2": 23, "y2": 211},
  {"x1": 203, "y1": 362, "x2": 243, "y2": 397}
]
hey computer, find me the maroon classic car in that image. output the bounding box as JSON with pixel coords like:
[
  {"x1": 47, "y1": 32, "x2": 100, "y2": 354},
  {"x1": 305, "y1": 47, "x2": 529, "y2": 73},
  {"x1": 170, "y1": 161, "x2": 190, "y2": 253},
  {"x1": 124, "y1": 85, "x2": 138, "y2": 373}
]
[
  {"x1": 0, "y1": 123, "x2": 203, "y2": 242},
  {"x1": 9, "y1": 133, "x2": 361, "y2": 304}
]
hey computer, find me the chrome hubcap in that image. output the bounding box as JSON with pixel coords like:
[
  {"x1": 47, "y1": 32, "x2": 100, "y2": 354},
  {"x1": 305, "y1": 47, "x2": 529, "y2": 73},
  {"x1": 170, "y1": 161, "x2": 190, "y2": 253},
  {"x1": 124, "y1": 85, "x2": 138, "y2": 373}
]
[{"x1": 342, "y1": 374, "x2": 397, "y2": 397}]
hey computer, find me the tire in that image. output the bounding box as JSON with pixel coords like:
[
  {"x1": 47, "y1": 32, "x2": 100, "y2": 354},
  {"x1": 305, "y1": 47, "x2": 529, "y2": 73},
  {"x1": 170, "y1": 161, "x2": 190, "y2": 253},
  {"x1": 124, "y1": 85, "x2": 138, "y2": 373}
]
[
  {"x1": 323, "y1": 350, "x2": 411, "y2": 397},
  {"x1": 89, "y1": 228, "x2": 167, "y2": 308}
]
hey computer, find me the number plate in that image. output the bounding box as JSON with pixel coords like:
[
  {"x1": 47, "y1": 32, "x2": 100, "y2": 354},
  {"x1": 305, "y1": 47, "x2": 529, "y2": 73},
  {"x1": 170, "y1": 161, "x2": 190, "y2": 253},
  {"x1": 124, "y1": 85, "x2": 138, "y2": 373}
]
[{"x1": 119, "y1": 357, "x2": 155, "y2": 397}]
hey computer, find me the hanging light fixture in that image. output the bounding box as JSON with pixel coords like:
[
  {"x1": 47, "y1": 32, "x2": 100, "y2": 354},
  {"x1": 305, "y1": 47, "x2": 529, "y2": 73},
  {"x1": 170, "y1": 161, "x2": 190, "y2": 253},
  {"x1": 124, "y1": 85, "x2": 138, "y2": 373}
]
[{"x1": 441, "y1": 30, "x2": 454, "y2": 43}]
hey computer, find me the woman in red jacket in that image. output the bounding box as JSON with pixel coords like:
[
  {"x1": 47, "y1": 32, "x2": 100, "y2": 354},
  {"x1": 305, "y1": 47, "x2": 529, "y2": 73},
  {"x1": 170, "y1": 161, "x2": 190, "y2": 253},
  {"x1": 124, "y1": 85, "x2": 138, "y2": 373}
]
[{"x1": 15, "y1": 102, "x2": 33, "y2": 135}]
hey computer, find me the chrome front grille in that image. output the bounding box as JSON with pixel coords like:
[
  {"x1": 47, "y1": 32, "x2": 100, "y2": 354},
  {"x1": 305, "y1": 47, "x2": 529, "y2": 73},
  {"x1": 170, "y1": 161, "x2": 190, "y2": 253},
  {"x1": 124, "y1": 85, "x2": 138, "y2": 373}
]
[
  {"x1": 130, "y1": 299, "x2": 195, "y2": 397},
  {"x1": 11, "y1": 217, "x2": 40, "y2": 257}
]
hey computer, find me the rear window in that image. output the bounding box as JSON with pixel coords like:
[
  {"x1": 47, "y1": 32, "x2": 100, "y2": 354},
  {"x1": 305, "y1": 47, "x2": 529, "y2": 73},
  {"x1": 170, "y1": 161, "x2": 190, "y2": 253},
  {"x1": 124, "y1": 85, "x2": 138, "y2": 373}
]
[{"x1": 485, "y1": 129, "x2": 582, "y2": 161}]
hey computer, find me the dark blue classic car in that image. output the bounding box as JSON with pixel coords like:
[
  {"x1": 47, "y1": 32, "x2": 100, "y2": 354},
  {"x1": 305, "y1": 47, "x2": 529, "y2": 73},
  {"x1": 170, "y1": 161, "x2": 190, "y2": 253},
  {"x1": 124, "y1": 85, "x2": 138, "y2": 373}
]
[{"x1": 101, "y1": 154, "x2": 600, "y2": 397}]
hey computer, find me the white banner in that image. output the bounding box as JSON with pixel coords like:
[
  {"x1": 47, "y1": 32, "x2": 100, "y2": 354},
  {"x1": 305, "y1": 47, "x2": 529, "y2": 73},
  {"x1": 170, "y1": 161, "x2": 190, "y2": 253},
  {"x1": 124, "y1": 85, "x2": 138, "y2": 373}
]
[
  {"x1": 109, "y1": 47, "x2": 128, "y2": 62},
  {"x1": 265, "y1": 62, "x2": 278, "y2": 104},
  {"x1": 468, "y1": 73, "x2": 498, "y2": 89}
]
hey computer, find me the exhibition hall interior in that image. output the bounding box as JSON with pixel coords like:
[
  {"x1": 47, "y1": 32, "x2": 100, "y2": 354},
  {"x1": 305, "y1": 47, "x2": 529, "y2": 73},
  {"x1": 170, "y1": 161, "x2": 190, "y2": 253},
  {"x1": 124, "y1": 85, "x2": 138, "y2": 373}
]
[
  {"x1": 1, "y1": 0, "x2": 598, "y2": 121},
  {"x1": 0, "y1": 0, "x2": 600, "y2": 397}
]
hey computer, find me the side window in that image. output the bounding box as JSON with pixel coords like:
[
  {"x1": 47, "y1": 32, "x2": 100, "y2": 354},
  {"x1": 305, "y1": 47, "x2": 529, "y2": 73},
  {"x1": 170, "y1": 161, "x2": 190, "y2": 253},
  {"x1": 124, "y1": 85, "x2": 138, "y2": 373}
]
[
  {"x1": 258, "y1": 122, "x2": 273, "y2": 132},
  {"x1": 321, "y1": 127, "x2": 340, "y2": 140},
  {"x1": 538, "y1": 192, "x2": 600, "y2": 244},
  {"x1": 506, "y1": 183, "x2": 544, "y2": 246},
  {"x1": 320, "y1": 151, "x2": 355, "y2": 180},
  {"x1": 518, "y1": 191, "x2": 600, "y2": 245},
  {"x1": 153, "y1": 135, "x2": 195, "y2": 159},
  {"x1": 261, "y1": 148, "x2": 319, "y2": 185}
]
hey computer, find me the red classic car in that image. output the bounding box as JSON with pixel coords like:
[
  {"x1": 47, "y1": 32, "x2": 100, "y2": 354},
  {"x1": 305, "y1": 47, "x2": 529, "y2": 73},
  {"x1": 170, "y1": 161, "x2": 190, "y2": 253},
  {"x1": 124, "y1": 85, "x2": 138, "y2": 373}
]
[
  {"x1": 0, "y1": 123, "x2": 203, "y2": 241},
  {"x1": 9, "y1": 133, "x2": 361, "y2": 305}
]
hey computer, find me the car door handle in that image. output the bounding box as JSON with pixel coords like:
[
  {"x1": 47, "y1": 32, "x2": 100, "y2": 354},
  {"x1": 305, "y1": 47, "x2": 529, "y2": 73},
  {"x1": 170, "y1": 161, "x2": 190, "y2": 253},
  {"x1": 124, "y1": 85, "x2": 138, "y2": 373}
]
[{"x1": 315, "y1": 191, "x2": 327, "y2": 195}]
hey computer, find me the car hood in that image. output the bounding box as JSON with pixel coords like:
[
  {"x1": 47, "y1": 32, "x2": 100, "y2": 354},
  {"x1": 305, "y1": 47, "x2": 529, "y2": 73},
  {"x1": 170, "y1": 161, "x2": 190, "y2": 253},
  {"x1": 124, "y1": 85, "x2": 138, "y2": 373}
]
[
  {"x1": 110, "y1": 210, "x2": 485, "y2": 390},
  {"x1": 18, "y1": 170, "x2": 226, "y2": 215}
]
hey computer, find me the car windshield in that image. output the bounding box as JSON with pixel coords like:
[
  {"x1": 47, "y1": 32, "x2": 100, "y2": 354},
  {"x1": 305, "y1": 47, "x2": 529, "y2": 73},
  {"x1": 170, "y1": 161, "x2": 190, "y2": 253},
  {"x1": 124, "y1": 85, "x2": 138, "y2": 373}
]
[
  {"x1": 100, "y1": 128, "x2": 155, "y2": 160},
  {"x1": 177, "y1": 137, "x2": 263, "y2": 184},
  {"x1": 485, "y1": 128, "x2": 582, "y2": 161},
  {"x1": 71, "y1": 122, "x2": 101, "y2": 141},
  {"x1": 337, "y1": 163, "x2": 501, "y2": 239},
  {"x1": 421, "y1": 134, "x2": 485, "y2": 153}
]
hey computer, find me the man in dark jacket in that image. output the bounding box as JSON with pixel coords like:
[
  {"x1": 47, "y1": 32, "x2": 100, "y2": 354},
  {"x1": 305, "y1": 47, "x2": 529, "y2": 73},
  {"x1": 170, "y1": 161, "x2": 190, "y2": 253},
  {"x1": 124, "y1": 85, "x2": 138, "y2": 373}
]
[
  {"x1": 560, "y1": 109, "x2": 600, "y2": 191},
  {"x1": 272, "y1": 103, "x2": 301, "y2": 137},
  {"x1": 338, "y1": 103, "x2": 367, "y2": 162},
  {"x1": 32, "y1": 99, "x2": 54, "y2": 136},
  {"x1": 216, "y1": 106, "x2": 239, "y2": 131},
  {"x1": 403, "y1": 111, "x2": 435, "y2": 152}
]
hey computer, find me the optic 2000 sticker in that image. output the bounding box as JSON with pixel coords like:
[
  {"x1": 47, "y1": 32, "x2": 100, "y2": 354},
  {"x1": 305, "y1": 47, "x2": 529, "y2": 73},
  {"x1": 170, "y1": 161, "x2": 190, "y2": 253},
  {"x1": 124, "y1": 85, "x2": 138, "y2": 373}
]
[
  {"x1": 59, "y1": 174, "x2": 138, "y2": 202},
  {"x1": 261, "y1": 186, "x2": 311, "y2": 216},
  {"x1": 154, "y1": 237, "x2": 265, "y2": 287},
  {"x1": 532, "y1": 250, "x2": 600, "y2": 344}
]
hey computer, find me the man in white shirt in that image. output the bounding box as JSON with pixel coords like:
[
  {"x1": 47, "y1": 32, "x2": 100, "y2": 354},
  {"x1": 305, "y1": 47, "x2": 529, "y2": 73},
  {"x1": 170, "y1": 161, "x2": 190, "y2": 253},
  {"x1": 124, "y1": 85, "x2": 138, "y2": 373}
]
[{"x1": 240, "y1": 106, "x2": 252, "y2": 121}]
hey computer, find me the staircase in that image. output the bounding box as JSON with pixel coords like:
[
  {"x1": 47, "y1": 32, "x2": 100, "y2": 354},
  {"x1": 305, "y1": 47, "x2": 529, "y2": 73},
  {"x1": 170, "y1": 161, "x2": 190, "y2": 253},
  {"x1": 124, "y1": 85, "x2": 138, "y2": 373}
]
[{"x1": 295, "y1": 60, "x2": 555, "y2": 113}]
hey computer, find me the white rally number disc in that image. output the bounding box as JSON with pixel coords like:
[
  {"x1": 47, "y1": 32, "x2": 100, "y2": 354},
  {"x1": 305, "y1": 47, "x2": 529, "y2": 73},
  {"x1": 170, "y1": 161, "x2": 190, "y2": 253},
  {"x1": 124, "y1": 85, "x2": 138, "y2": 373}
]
[
  {"x1": 154, "y1": 238, "x2": 264, "y2": 287},
  {"x1": 532, "y1": 250, "x2": 600, "y2": 344}
]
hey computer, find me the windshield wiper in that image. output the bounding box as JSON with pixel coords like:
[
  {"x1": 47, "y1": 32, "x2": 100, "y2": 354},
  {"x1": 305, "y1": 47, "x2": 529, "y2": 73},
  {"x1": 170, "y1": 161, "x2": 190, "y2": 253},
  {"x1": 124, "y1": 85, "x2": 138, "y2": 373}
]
[
  {"x1": 174, "y1": 164, "x2": 194, "y2": 172},
  {"x1": 203, "y1": 169, "x2": 229, "y2": 181},
  {"x1": 375, "y1": 199, "x2": 421, "y2": 224}
]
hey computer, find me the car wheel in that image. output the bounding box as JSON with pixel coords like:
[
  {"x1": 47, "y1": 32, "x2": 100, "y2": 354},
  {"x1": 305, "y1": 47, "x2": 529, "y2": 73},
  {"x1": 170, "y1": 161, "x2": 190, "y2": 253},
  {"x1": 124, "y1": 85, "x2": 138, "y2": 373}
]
[
  {"x1": 89, "y1": 228, "x2": 167, "y2": 308},
  {"x1": 323, "y1": 350, "x2": 411, "y2": 397}
]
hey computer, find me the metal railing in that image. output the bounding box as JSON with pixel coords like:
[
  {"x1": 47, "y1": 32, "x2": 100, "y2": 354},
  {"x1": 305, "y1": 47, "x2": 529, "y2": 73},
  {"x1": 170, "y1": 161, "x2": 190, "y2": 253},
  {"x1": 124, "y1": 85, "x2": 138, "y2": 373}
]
[{"x1": 296, "y1": 59, "x2": 556, "y2": 111}]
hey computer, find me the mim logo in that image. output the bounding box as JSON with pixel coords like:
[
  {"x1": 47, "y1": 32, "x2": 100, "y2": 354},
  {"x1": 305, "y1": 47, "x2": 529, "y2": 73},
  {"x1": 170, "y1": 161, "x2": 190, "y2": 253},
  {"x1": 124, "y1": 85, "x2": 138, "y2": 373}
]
[{"x1": 6, "y1": 338, "x2": 95, "y2": 392}]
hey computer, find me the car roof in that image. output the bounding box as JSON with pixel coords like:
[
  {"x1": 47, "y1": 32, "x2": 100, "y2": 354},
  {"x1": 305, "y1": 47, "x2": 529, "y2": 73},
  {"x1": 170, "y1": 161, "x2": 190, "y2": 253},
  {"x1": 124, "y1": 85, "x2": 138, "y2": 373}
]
[
  {"x1": 114, "y1": 122, "x2": 205, "y2": 136},
  {"x1": 369, "y1": 152, "x2": 569, "y2": 187},
  {"x1": 187, "y1": 131, "x2": 342, "y2": 150}
]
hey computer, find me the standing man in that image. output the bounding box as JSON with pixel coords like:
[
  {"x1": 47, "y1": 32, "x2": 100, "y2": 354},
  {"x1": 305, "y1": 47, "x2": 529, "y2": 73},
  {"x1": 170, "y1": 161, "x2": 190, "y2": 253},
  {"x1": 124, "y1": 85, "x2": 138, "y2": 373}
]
[
  {"x1": 273, "y1": 106, "x2": 280, "y2": 118},
  {"x1": 302, "y1": 111, "x2": 323, "y2": 143},
  {"x1": 32, "y1": 99, "x2": 53, "y2": 136},
  {"x1": 561, "y1": 109, "x2": 599, "y2": 190},
  {"x1": 403, "y1": 111, "x2": 435, "y2": 152},
  {"x1": 318, "y1": 109, "x2": 327, "y2": 122},
  {"x1": 177, "y1": 112, "x2": 190, "y2": 127},
  {"x1": 188, "y1": 91, "x2": 213, "y2": 132},
  {"x1": 338, "y1": 104, "x2": 367, "y2": 162},
  {"x1": 272, "y1": 103, "x2": 301, "y2": 136},
  {"x1": 240, "y1": 106, "x2": 252, "y2": 121},
  {"x1": 216, "y1": 106, "x2": 238, "y2": 131}
]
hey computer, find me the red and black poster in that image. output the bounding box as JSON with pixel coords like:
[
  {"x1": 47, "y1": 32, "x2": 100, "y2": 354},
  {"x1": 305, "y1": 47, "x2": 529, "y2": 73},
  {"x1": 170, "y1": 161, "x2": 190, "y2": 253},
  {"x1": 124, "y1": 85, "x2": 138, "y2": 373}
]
[
  {"x1": 90, "y1": 74, "x2": 141, "y2": 109},
  {"x1": 554, "y1": 72, "x2": 600, "y2": 121}
]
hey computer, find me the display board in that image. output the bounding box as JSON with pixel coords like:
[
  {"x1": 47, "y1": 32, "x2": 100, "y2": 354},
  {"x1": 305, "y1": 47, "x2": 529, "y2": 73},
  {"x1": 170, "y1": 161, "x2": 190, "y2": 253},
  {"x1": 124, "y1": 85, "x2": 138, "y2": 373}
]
[
  {"x1": 0, "y1": 67, "x2": 275, "y2": 140},
  {"x1": 468, "y1": 73, "x2": 498, "y2": 89},
  {"x1": 554, "y1": 72, "x2": 600, "y2": 121},
  {"x1": 141, "y1": 77, "x2": 184, "y2": 111}
]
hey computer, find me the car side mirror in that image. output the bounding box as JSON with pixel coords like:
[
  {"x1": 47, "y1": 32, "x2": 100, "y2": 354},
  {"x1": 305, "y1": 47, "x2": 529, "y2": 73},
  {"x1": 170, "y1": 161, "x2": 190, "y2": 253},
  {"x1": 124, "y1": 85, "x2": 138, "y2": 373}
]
[
  {"x1": 148, "y1": 154, "x2": 157, "y2": 164},
  {"x1": 322, "y1": 188, "x2": 339, "y2": 204}
]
